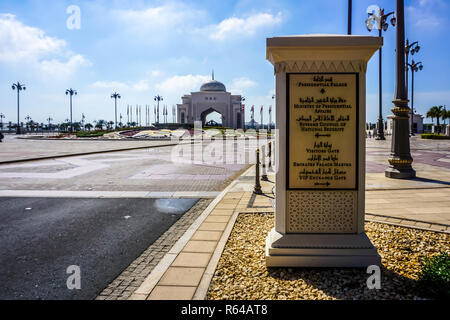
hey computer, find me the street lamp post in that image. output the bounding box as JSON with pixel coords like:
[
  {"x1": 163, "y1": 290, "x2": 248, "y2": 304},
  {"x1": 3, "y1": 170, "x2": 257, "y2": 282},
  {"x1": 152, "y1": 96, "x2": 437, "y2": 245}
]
[
  {"x1": 348, "y1": 0, "x2": 352, "y2": 35},
  {"x1": 407, "y1": 60, "x2": 423, "y2": 135},
  {"x1": 260, "y1": 106, "x2": 264, "y2": 131},
  {"x1": 405, "y1": 39, "x2": 421, "y2": 135},
  {"x1": 366, "y1": 8, "x2": 396, "y2": 140},
  {"x1": 111, "y1": 92, "x2": 121, "y2": 129},
  {"x1": 47, "y1": 117, "x2": 53, "y2": 131},
  {"x1": 385, "y1": 0, "x2": 415, "y2": 179},
  {"x1": 65, "y1": 88, "x2": 77, "y2": 133},
  {"x1": 271, "y1": 94, "x2": 276, "y2": 133},
  {"x1": 154, "y1": 95, "x2": 163, "y2": 124},
  {"x1": 0, "y1": 113, "x2": 5, "y2": 131},
  {"x1": 240, "y1": 97, "x2": 245, "y2": 129},
  {"x1": 25, "y1": 115, "x2": 31, "y2": 132},
  {"x1": 12, "y1": 82, "x2": 26, "y2": 134}
]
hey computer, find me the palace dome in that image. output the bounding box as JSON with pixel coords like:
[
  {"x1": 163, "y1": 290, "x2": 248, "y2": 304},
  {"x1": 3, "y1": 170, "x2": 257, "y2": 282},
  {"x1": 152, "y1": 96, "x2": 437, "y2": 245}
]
[{"x1": 200, "y1": 80, "x2": 226, "y2": 92}]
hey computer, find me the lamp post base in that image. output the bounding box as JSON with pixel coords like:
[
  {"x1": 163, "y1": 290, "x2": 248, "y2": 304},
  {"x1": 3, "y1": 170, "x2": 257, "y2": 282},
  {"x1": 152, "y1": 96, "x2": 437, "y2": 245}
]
[
  {"x1": 385, "y1": 166, "x2": 416, "y2": 179},
  {"x1": 376, "y1": 118, "x2": 385, "y2": 140}
]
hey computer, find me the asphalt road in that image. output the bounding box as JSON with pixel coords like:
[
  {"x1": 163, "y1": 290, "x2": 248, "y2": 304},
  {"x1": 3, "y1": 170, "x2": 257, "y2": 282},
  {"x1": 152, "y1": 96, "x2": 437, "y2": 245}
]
[{"x1": 0, "y1": 197, "x2": 198, "y2": 300}]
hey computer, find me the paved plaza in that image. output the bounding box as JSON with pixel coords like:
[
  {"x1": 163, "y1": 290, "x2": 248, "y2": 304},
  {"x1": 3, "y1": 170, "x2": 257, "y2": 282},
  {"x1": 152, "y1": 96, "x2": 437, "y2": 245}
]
[
  {"x1": 365, "y1": 136, "x2": 450, "y2": 227},
  {"x1": 123, "y1": 136, "x2": 449, "y2": 300},
  {"x1": 0, "y1": 137, "x2": 249, "y2": 195},
  {"x1": 0, "y1": 134, "x2": 178, "y2": 163},
  {"x1": 0, "y1": 135, "x2": 448, "y2": 300}
]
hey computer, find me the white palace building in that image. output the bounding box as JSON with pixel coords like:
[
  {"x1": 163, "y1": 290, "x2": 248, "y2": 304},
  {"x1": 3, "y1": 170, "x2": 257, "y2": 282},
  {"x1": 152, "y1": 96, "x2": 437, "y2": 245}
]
[{"x1": 176, "y1": 74, "x2": 245, "y2": 129}]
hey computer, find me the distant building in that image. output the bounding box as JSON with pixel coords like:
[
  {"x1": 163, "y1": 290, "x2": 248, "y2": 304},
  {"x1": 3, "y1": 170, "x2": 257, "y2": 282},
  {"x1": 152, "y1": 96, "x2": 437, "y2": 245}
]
[
  {"x1": 177, "y1": 74, "x2": 244, "y2": 129},
  {"x1": 386, "y1": 113, "x2": 424, "y2": 135}
]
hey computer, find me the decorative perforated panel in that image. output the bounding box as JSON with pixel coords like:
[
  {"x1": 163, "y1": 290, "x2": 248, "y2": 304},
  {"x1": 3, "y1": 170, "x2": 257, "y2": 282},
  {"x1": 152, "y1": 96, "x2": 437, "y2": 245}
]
[{"x1": 286, "y1": 191, "x2": 357, "y2": 233}]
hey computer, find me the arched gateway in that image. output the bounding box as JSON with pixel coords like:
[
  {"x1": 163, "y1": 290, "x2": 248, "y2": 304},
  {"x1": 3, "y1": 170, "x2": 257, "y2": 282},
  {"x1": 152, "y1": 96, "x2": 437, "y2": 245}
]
[{"x1": 177, "y1": 74, "x2": 245, "y2": 129}]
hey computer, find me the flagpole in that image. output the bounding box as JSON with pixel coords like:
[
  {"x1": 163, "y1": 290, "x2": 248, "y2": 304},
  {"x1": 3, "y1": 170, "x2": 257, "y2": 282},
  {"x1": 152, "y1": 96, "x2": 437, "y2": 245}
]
[{"x1": 261, "y1": 106, "x2": 263, "y2": 130}]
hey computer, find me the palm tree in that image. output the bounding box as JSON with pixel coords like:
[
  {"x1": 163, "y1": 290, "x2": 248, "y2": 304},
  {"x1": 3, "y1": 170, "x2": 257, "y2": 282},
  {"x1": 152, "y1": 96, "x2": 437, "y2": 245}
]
[
  {"x1": 85, "y1": 123, "x2": 93, "y2": 131},
  {"x1": 59, "y1": 123, "x2": 68, "y2": 132},
  {"x1": 111, "y1": 92, "x2": 121, "y2": 129},
  {"x1": 65, "y1": 88, "x2": 77, "y2": 132},
  {"x1": 426, "y1": 106, "x2": 444, "y2": 133},
  {"x1": 96, "y1": 119, "x2": 106, "y2": 130},
  {"x1": 12, "y1": 82, "x2": 26, "y2": 134},
  {"x1": 442, "y1": 108, "x2": 450, "y2": 126},
  {"x1": 107, "y1": 121, "x2": 114, "y2": 130},
  {"x1": 72, "y1": 122, "x2": 81, "y2": 132}
]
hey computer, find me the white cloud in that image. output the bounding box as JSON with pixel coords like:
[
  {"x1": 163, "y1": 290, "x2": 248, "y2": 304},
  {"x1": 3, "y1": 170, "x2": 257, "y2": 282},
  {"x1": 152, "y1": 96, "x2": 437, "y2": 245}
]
[
  {"x1": 91, "y1": 81, "x2": 129, "y2": 89},
  {"x1": 209, "y1": 12, "x2": 283, "y2": 41},
  {"x1": 133, "y1": 80, "x2": 150, "y2": 92},
  {"x1": 229, "y1": 77, "x2": 258, "y2": 95},
  {"x1": 0, "y1": 14, "x2": 64, "y2": 62},
  {"x1": 231, "y1": 77, "x2": 257, "y2": 89},
  {"x1": 39, "y1": 54, "x2": 91, "y2": 78},
  {"x1": 114, "y1": 5, "x2": 282, "y2": 42},
  {"x1": 91, "y1": 79, "x2": 150, "y2": 92},
  {"x1": 149, "y1": 70, "x2": 163, "y2": 77},
  {"x1": 113, "y1": 4, "x2": 204, "y2": 36},
  {"x1": 156, "y1": 74, "x2": 210, "y2": 96},
  {"x1": 0, "y1": 13, "x2": 90, "y2": 77},
  {"x1": 418, "y1": 0, "x2": 446, "y2": 6},
  {"x1": 407, "y1": 0, "x2": 447, "y2": 28}
]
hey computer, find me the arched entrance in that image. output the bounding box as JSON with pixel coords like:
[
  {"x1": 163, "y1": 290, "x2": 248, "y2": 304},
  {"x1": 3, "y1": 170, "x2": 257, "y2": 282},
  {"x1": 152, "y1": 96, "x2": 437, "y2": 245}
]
[{"x1": 201, "y1": 108, "x2": 223, "y2": 127}]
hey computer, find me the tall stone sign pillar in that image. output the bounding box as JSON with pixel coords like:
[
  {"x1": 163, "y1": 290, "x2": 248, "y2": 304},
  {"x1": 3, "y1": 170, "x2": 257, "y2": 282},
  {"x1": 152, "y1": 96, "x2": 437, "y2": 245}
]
[{"x1": 266, "y1": 35, "x2": 382, "y2": 267}]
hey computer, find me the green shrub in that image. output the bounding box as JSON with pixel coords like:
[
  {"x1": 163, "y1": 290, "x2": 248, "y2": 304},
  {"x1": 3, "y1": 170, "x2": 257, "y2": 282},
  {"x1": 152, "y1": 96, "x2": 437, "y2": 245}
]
[
  {"x1": 417, "y1": 252, "x2": 450, "y2": 299},
  {"x1": 420, "y1": 134, "x2": 450, "y2": 140},
  {"x1": 76, "y1": 130, "x2": 110, "y2": 137}
]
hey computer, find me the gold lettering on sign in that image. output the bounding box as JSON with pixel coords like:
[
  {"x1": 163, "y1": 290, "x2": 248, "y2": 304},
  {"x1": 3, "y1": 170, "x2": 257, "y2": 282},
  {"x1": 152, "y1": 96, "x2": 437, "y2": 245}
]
[{"x1": 288, "y1": 74, "x2": 357, "y2": 189}]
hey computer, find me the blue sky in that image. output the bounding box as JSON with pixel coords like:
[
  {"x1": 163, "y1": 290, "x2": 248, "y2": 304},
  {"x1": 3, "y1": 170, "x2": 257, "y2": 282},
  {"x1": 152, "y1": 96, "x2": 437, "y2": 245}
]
[{"x1": 0, "y1": 0, "x2": 449, "y2": 125}]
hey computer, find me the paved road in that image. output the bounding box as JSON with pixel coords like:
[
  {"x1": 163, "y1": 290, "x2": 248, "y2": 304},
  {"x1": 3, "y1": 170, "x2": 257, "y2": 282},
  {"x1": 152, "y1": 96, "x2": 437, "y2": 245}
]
[
  {"x1": 0, "y1": 197, "x2": 198, "y2": 300},
  {"x1": 0, "y1": 140, "x2": 253, "y2": 300}
]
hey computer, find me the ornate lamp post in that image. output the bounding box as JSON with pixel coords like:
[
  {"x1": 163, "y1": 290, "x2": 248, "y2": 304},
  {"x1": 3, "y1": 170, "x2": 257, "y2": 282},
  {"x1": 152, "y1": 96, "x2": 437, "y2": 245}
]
[
  {"x1": 154, "y1": 95, "x2": 163, "y2": 124},
  {"x1": 12, "y1": 82, "x2": 26, "y2": 134},
  {"x1": 405, "y1": 38, "x2": 421, "y2": 135},
  {"x1": 240, "y1": 97, "x2": 245, "y2": 129},
  {"x1": 405, "y1": 39, "x2": 420, "y2": 93},
  {"x1": 110, "y1": 92, "x2": 121, "y2": 129},
  {"x1": 65, "y1": 88, "x2": 77, "y2": 133},
  {"x1": 25, "y1": 115, "x2": 31, "y2": 132},
  {"x1": 0, "y1": 113, "x2": 5, "y2": 130},
  {"x1": 272, "y1": 94, "x2": 276, "y2": 133},
  {"x1": 385, "y1": 0, "x2": 415, "y2": 179},
  {"x1": 407, "y1": 60, "x2": 423, "y2": 135},
  {"x1": 348, "y1": 0, "x2": 352, "y2": 35},
  {"x1": 260, "y1": 106, "x2": 264, "y2": 130},
  {"x1": 366, "y1": 8, "x2": 396, "y2": 140},
  {"x1": 47, "y1": 117, "x2": 53, "y2": 131}
]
